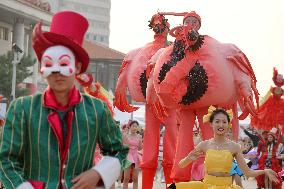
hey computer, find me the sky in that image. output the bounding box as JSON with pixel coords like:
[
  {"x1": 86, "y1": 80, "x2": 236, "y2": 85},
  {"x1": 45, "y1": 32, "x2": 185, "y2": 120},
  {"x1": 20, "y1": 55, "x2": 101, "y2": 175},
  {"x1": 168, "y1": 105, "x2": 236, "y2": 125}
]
[{"x1": 109, "y1": 0, "x2": 284, "y2": 98}]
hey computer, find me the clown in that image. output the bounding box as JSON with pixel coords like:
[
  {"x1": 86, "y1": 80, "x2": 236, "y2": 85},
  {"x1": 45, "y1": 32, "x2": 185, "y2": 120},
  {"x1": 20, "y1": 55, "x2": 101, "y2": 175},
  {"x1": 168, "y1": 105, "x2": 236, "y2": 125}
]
[
  {"x1": 151, "y1": 11, "x2": 258, "y2": 181},
  {"x1": 0, "y1": 11, "x2": 128, "y2": 189}
]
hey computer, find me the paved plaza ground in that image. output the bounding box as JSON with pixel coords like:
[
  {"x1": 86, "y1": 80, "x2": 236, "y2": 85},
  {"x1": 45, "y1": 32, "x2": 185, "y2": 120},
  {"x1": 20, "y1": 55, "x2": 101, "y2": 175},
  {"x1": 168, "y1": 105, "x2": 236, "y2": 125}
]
[{"x1": 116, "y1": 175, "x2": 284, "y2": 189}]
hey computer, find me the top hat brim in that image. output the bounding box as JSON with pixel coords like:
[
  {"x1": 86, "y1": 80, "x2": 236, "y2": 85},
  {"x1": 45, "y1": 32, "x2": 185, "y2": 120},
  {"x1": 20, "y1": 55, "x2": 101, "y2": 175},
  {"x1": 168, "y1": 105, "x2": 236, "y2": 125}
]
[{"x1": 39, "y1": 32, "x2": 89, "y2": 74}]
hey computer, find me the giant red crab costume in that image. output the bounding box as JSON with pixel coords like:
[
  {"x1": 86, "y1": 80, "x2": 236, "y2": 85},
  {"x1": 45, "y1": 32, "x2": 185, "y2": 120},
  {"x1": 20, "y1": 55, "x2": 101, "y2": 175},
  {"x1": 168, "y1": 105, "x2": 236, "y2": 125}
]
[
  {"x1": 250, "y1": 72, "x2": 283, "y2": 188},
  {"x1": 151, "y1": 11, "x2": 259, "y2": 181},
  {"x1": 114, "y1": 13, "x2": 178, "y2": 189},
  {"x1": 251, "y1": 67, "x2": 284, "y2": 132}
]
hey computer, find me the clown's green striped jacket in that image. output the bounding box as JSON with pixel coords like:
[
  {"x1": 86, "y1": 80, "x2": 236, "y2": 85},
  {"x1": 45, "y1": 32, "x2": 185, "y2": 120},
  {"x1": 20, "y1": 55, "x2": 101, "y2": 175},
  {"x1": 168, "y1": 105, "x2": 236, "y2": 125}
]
[{"x1": 0, "y1": 93, "x2": 128, "y2": 189}]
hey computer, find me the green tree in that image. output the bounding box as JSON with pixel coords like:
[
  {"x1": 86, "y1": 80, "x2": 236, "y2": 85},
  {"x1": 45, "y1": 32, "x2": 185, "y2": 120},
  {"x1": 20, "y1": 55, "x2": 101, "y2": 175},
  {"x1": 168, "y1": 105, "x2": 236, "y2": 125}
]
[{"x1": 0, "y1": 51, "x2": 36, "y2": 103}]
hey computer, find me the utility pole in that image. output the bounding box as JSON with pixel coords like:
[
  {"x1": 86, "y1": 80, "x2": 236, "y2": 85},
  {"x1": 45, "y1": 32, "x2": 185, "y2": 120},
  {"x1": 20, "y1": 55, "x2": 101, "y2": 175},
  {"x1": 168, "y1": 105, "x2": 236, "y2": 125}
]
[
  {"x1": 11, "y1": 43, "x2": 23, "y2": 101},
  {"x1": 10, "y1": 17, "x2": 24, "y2": 101},
  {"x1": 11, "y1": 55, "x2": 17, "y2": 101}
]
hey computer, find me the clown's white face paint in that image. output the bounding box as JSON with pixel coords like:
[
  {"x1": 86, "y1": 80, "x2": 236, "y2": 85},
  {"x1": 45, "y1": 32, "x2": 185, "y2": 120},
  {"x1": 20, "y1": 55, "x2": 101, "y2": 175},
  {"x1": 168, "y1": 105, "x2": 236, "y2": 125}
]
[{"x1": 40, "y1": 45, "x2": 76, "y2": 77}]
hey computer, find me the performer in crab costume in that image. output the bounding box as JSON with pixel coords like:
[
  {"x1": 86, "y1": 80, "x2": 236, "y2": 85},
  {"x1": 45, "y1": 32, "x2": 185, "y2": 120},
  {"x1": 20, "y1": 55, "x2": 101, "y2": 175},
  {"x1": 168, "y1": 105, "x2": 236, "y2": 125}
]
[
  {"x1": 151, "y1": 11, "x2": 259, "y2": 182},
  {"x1": 114, "y1": 13, "x2": 178, "y2": 189},
  {"x1": 0, "y1": 11, "x2": 128, "y2": 189},
  {"x1": 251, "y1": 67, "x2": 284, "y2": 132}
]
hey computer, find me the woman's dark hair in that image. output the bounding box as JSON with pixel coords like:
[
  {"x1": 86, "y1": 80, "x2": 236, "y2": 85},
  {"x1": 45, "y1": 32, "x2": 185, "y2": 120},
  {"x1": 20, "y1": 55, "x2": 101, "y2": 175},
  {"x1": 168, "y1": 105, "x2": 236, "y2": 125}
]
[
  {"x1": 209, "y1": 109, "x2": 230, "y2": 123},
  {"x1": 129, "y1": 120, "x2": 139, "y2": 127}
]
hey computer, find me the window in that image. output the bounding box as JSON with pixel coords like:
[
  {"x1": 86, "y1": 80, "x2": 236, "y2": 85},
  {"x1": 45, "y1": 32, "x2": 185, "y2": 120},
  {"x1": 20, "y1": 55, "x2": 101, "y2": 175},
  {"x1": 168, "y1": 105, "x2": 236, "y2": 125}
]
[
  {"x1": 91, "y1": 7, "x2": 109, "y2": 16},
  {"x1": 93, "y1": 20, "x2": 108, "y2": 30},
  {"x1": 97, "y1": 35, "x2": 109, "y2": 43},
  {"x1": 0, "y1": 26, "x2": 8, "y2": 41},
  {"x1": 110, "y1": 65, "x2": 120, "y2": 92},
  {"x1": 105, "y1": 36, "x2": 109, "y2": 44},
  {"x1": 100, "y1": 36, "x2": 104, "y2": 42},
  {"x1": 97, "y1": 63, "x2": 108, "y2": 87},
  {"x1": 86, "y1": 33, "x2": 90, "y2": 39},
  {"x1": 93, "y1": 34, "x2": 97, "y2": 40}
]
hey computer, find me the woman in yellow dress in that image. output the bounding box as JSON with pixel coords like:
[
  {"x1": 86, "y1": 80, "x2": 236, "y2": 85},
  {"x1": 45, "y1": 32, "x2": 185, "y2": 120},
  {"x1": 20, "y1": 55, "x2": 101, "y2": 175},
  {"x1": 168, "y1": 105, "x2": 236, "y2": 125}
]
[{"x1": 168, "y1": 106, "x2": 279, "y2": 189}]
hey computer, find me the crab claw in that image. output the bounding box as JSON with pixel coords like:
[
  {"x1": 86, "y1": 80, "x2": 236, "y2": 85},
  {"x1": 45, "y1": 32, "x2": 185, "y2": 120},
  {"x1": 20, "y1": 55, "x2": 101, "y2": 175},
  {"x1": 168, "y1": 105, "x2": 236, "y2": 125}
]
[
  {"x1": 149, "y1": 101, "x2": 169, "y2": 122},
  {"x1": 156, "y1": 81, "x2": 180, "y2": 109},
  {"x1": 245, "y1": 96, "x2": 257, "y2": 116},
  {"x1": 118, "y1": 60, "x2": 130, "y2": 77},
  {"x1": 113, "y1": 90, "x2": 139, "y2": 113},
  {"x1": 238, "y1": 95, "x2": 257, "y2": 120},
  {"x1": 76, "y1": 73, "x2": 93, "y2": 87},
  {"x1": 273, "y1": 67, "x2": 278, "y2": 78},
  {"x1": 238, "y1": 108, "x2": 249, "y2": 120},
  {"x1": 146, "y1": 63, "x2": 154, "y2": 80}
]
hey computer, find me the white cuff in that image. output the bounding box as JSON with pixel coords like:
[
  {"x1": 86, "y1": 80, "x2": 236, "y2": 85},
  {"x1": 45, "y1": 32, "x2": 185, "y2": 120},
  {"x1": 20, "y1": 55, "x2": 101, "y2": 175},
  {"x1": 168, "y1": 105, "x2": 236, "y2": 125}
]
[
  {"x1": 16, "y1": 182, "x2": 34, "y2": 189},
  {"x1": 92, "y1": 156, "x2": 121, "y2": 189}
]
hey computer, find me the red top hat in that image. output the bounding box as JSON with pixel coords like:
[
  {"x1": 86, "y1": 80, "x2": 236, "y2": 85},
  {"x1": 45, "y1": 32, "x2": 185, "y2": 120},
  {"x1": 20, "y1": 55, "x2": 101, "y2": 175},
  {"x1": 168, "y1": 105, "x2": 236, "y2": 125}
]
[{"x1": 33, "y1": 11, "x2": 89, "y2": 74}]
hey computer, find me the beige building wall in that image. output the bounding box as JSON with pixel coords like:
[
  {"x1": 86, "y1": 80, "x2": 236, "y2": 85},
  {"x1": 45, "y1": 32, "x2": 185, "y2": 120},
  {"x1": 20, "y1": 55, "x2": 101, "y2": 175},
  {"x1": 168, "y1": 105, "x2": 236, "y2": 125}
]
[
  {"x1": 57, "y1": 0, "x2": 111, "y2": 46},
  {"x1": 0, "y1": 21, "x2": 12, "y2": 55},
  {"x1": 0, "y1": 0, "x2": 52, "y2": 95}
]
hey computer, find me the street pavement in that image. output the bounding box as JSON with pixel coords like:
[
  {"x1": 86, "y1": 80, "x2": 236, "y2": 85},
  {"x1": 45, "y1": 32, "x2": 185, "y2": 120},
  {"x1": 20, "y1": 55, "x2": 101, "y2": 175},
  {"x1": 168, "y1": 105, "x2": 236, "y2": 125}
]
[{"x1": 115, "y1": 175, "x2": 284, "y2": 189}]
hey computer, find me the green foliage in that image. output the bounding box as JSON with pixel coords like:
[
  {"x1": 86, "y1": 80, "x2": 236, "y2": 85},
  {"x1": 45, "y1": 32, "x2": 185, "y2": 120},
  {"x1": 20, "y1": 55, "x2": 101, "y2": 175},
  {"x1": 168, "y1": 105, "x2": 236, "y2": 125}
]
[{"x1": 0, "y1": 51, "x2": 36, "y2": 102}]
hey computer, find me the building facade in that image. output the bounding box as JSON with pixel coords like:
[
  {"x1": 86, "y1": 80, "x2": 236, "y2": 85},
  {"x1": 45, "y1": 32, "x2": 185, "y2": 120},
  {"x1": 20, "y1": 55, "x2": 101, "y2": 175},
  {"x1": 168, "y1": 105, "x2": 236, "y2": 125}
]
[
  {"x1": 0, "y1": 0, "x2": 52, "y2": 98},
  {"x1": 46, "y1": 0, "x2": 111, "y2": 46},
  {"x1": 0, "y1": 0, "x2": 123, "y2": 99},
  {"x1": 0, "y1": 0, "x2": 51, "y2": 56},
  {"x1": 83, "y1": 41, "x2": 125, "y2": 93}
]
